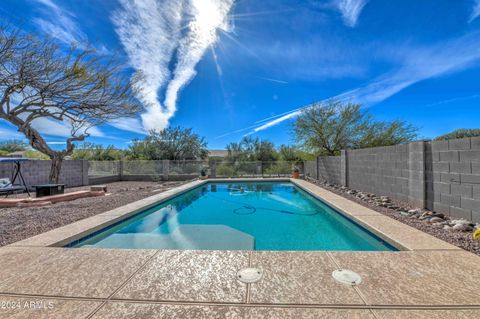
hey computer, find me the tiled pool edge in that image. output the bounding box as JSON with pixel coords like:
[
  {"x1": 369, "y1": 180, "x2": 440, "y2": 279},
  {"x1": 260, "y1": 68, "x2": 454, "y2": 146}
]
[{"x1": 8, "y1": 177, "x2": 459, "y2": 251}]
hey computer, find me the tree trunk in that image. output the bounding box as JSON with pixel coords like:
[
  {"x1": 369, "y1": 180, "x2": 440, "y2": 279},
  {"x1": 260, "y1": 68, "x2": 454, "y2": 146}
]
[{"x1": 49, "y1": 155, "x2": 63, "y2": 184}]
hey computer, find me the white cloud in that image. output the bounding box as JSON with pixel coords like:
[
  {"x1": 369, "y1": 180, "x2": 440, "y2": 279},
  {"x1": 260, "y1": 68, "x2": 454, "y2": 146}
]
[
  {"x1": 46, "y1": 141, "x2": 67, "y2": 145},
  {"x1": 33, "y1": 0, "x2": 87, "y2": 44},
  {"x1": 0, "y1": 119, "x2": 104, "y2": 147},
  {"x1": 0, "y1": 127, "x2": 23, "y2": 140},
  {"x1": 251, "y1": 111, "x2": 302, "y2": 133},
  {"x1": 31, "y1": 117, "x2": 104, "y2": 138},
  {"x1": 256, "y1": 76, "x2": 289, "y2": 84},
  {"x1": 470, "y1": 0, "x2": 480, "y2": 23},
  {"x1": 108, "y1": 117, "x2": 146, "y2": 134},
  {"x1": 425, "y1": 94, "x2": 480, "y2": 107},
  {"x1": 9, "y1": 94, "x2": 105, "y2": 139},
  {"x1": 226, "y1": 31, "x2": 480, "y2": 136},
  {"x1": 340, "y1": 31, "x2": 480, "y2": 105},
  {"x1": 257, "y1": 36, "x2": 370, "y2": 81},
  {"x1": 112, "y1": 0, "x2": 234, "y2": 132},
  {"x1": 2, "y1": 117, "x2": 94, "y2": 142},
  {"x1": 332, "y1": 0, "x2": 369, "y2": 27},
  {"x1": 163, "y1": 0, "x2": 234, "y2": 118},
  {"x1": 112, "y1": 0, "x2": 184, "y2": 132}
]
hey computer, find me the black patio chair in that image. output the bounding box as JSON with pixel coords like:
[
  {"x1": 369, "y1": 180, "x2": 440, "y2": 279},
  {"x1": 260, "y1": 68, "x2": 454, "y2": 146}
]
[{"x1": 0, "y1": 178, "x2": 26, "y2": 198}]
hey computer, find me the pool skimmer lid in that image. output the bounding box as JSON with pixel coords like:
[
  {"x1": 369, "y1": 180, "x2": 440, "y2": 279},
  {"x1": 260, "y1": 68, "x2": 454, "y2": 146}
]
[
  {"x1": 332, "y1": 269, "x2": 362, "y2": 286},
  {"x1": 237, "y1": 268, "x2": 263, "y2": 283}
]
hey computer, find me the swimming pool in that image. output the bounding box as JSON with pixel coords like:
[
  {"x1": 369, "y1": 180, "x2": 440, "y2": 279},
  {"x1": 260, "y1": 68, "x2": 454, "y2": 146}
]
[{"x1": 69, "y1": 182, "x2": 396, "y2": 251}]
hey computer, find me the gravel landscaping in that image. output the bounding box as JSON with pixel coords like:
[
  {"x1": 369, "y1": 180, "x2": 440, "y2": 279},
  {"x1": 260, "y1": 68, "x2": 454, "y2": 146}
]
[
  {"x1": 0, "y1": 180, "x2": 189, "y2": 246},
  {"x1": 307, "y1": 178, "x2": 480, "y2": 256}
]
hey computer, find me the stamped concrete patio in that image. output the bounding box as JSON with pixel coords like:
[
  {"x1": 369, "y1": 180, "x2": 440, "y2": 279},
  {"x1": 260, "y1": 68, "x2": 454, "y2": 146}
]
[{"x1": 1, "y1": 179, "x2": 479, "y2": 318}]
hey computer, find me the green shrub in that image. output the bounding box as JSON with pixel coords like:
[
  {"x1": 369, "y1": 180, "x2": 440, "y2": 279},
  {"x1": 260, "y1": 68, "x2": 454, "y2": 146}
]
[
  {"x1": 127, "y1": 127, "x2": 208, "y2": 160},
  {"x1": 0, "y1": 139, "x2": 27, "y2": 152},
  {"x1": 72, "y1": 142, "x2": 123, "y2": 160},
  {"x1": 216, "y1": 165, "x2": 236, "y2": 177},
  {"x1": 23, "y1": 150, "x2": 49, "y2": 160},
  {"x1": 264, "y1": 162, "x2": 292, "y2": 176},
  {"x1": 434, "y1": 129, "x2": 480, "y2": 140}
]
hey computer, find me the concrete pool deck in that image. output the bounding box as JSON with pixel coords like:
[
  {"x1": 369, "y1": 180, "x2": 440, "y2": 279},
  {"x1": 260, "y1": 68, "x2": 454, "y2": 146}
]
[{"x1": 1, "y1": 178, "x2": 479, "y2": 318}]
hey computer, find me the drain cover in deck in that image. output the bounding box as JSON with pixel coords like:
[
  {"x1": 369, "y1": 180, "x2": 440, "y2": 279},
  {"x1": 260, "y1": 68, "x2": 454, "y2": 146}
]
[
  {"x1": 332, "y1": 269, "x2": 362, "y2": 285},
  {"x1": 237, "y1": 268, "x2": 263, "y2": 283}
]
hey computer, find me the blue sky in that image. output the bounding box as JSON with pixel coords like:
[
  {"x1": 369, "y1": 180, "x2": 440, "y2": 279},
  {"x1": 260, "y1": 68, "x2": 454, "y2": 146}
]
[{"x1": 1, "y1": 0, "x2": 480, "y2": 150}]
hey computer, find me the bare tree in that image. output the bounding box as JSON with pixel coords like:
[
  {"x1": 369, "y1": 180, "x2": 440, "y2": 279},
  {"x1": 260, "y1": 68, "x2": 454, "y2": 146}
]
[{"x1": 0, "y1": 26, "x2": 141, "y2": 183}]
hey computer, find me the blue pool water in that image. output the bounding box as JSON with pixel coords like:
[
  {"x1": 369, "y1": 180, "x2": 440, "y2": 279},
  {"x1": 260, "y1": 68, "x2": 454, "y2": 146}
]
[{"x1": 69, "y1": 182, "x2": 396, "y2": 251}]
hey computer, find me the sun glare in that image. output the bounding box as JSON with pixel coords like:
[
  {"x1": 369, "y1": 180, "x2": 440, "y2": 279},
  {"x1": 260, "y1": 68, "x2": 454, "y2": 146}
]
[{"x1": 191, "y1": 0, "x2": 232, "y2": 44}]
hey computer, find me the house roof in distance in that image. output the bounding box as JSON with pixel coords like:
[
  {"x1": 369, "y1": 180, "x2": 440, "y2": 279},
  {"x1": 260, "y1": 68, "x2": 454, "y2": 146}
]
[{"x1": 208, "y1": 149, "x2": 228, "y2": 158}]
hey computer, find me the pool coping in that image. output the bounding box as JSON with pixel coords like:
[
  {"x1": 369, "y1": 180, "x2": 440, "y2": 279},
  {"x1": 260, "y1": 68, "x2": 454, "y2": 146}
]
[{"x1": 8, "y1": 178, "x2": 460, "y2": 252}]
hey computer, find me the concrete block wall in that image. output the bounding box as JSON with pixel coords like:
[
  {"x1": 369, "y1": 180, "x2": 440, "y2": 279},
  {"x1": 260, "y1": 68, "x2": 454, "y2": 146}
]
[
  {"x1": 304, "y1": 161, "x2": 318, "y2": 180},
  {"x1": 426, "y1": 137, "x2": 480, "y2": 222},
  {"x1": 340, "y1": 150, "x2": 348, "y2": 186},
  {"x1": 408, "y1": 141, "x2": 426, "y2": 207},
  {"x1": 0, "y1": 160, "x2": 88, "y2": 189},
  {"x1": 347, "y1": 144, "x2": 410, "y2": 202},
  {"x1": 317, "y1": 156, "x2": 342, "y2": 185},
  {"x1": 309, "y1": 137, "x2": 480, "y2": 222}
]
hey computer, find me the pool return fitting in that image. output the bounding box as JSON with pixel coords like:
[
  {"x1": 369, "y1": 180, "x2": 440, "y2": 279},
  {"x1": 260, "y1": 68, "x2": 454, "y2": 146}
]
[
  {"x1": 332, "y1": 269, "x2": 362, "y2": 285},
  {"x1": 237, "y1": 268, "x2": 263, "y2": 283}
]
